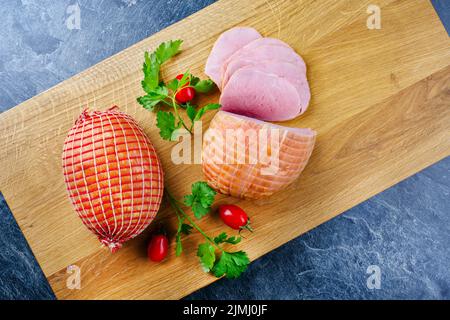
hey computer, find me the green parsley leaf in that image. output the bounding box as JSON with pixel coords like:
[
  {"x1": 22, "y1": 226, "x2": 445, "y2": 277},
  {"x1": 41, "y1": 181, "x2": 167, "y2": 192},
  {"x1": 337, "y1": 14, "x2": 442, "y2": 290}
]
[
  {"x1": 167, "y1": 78, "x2": 179, "y2": 91},
  {"x1": 212, "y1": 251, "x2": 250, "y2": 279},
  {"x1": 154, "y1": 39, "x2": 183, "y2": 64},
  {"x1": 156, "y1": 111, "x2": 179, "y2": 141},
  {"x1": 183, "y1": 181, "x2": 217, "y2": 219},
  {"x1": 190, "y1": 76, "x2": 200, "y2": 86},
  {"x1": 142, "y1": 51, "x2": 160, "y2": 92},
  {"x1": 191, "y1": 202, "x2": 210, "y2": 219},
  {"x1": 180, "y1": 223, "x2": 193, "y2": 235},
  {"x1": 138, "y1": 85, "x2": 169, "y2": 111},
  {"x1": 194, "y1": 103, "x2": 221, "y2": 121},
  {"x1": 194, "y1": 79, "x2": 214, "y2": 93},
  {"x1": 214, "y1": 232, "x2": 242, "y2": 245},
  {"x1": 186, "y1": 103, "x2": 197, "y2": 122},
  {"x1": 141, "y1": 80, "x2": 154, "y2": 94},
  {"x1": 183, "y1": 194, "x2": 194, "y2": 206},
  {"x1": 197, "y1": 243, "x2": 216, "y2": 272},
  {"x1": 213, "y1": 232, "x2": 228, "y2": 244},
  {"x1": 137, "y1": 95, "x2": 160, "y2": 111},
  {"x1": 151, "y1": 85, "x2": 169, "y2": 98}
]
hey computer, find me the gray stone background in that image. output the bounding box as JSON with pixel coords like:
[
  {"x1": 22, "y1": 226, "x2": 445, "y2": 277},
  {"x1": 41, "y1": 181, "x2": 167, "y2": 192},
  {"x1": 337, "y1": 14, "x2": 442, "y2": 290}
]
[{"x1": 0, "y1": 0, "x2": 449, "y2": 300}]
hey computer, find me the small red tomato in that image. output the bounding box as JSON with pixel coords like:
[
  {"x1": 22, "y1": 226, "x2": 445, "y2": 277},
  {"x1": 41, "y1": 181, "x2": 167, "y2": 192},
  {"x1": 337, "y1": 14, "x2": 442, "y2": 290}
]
[
  {"x1": 219, "y1": 204, "x2": 253, "y2": 232},
  {"x1": 147, "y1": 234, "x2": 169, "y2": 262},
  {"x1": 175, "y1": 74, "x2": 195, "y2": 103}
]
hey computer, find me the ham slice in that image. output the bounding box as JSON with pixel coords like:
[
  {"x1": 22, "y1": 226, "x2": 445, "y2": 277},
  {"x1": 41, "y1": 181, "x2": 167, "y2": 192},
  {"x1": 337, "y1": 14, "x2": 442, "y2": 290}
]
[
  {"x1": 220, "y1": 68, "x2": 302, "y2": 121},
  {"x1": 202, "y1": 111, "x2": 316, "y2": 199},
  {"x1": 221, "y1": 44, "x2": 306, "y2": 88},
  {"x1": 222, "y1": 59, "x2": 303, "y2": 90},
  {"x1": 237, "y1": 37, "x2": 291, "y2": 51},
  {"x1": 205, "y1": 27, "x2": 311, "y2": 120},
  {"x1": 205, "y1": 27, "x2": 261, "y2": 86},
  {"x1": 220, "y1": 38, "x2": 291, "y2": 84},
  {"x1": 222, "y1": 61, "x2": 311, "y2": 115}
]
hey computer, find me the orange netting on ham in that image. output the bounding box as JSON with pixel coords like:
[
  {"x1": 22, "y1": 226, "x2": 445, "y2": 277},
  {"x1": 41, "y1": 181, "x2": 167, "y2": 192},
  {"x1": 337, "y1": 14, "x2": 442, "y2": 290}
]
[{"x1": 62, "y1": 107, "x2": 164, "y2": 252}]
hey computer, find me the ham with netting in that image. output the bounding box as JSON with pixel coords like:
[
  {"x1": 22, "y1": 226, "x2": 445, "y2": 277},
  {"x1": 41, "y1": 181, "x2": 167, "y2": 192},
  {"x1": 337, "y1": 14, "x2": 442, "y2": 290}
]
[{"x1": 62, "y1": 107, "x2": 164, "y2": 252}]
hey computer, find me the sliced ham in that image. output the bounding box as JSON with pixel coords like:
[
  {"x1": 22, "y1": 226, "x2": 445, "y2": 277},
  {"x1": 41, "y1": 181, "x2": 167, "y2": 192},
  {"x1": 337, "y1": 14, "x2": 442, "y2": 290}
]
[
  {"x1": 220, "y1": 68, "x2": 302, "y2": 121},
  {"x1": 220, "y1": 37, "x2": 292, "y2": 86},
  {"x1": 222, "y1": 61, "x2": 311, "y2": 115},
  {"x1": 205, "y1": 27, "x2": 261, "y2": 86},
  {"x1": 202, "y1": 111, "x2": 316, "y2": 199},
  {"x1": 238, "y1": 37, "x2": 290, "y2": 50},
  {"x1": 222, "y1": 59, "x2": 303, "y2": 90},
  {"x1": 205, "y1": 27, "x2": 312, "y2": 120},
  {"x1": 220, "y1": 44, "x2": 306, "y2": 88}
]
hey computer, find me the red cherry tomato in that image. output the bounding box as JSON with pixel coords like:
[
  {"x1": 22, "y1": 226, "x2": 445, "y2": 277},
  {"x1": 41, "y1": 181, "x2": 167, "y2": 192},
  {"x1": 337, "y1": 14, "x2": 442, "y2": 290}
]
[
  {"x1": 175, "y1": 74, "x2": 196, "y2": 103},
  {"x1": 147, "y1": 234, "x2": 169, "y2": 262},
  {"x1": 219, "y1": 204, "x2": 253, "y2": 232}
]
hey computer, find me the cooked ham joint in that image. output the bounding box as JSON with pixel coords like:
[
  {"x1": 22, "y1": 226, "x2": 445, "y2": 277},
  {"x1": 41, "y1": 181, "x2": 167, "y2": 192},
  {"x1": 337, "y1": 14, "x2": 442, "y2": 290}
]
[
  {"x1": 202, "y1": 111, "x2": 316, "y2": 199},
  {"x1": 62, "y1": 107, "x2": 164, "y2": 252}
]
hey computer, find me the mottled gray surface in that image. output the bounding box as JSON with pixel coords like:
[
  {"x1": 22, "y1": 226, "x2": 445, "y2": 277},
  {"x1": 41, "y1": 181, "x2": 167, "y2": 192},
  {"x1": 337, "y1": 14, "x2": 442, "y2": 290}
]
[
  {"x1": 0, "y1": 0, "x2": 215, "y2": 112},
  {"x1": 0, "y1": 0, "x2": 449, "y2": 300},
  {"x1": 0, "y1": 194, "x2": 55, "y2": 300}
]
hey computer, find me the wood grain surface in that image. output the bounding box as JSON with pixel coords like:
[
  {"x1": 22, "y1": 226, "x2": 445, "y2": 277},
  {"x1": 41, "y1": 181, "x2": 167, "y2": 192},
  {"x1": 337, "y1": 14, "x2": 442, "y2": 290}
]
[{"x1": 0, "y1": 0, "x2": 449, "y2": 299}]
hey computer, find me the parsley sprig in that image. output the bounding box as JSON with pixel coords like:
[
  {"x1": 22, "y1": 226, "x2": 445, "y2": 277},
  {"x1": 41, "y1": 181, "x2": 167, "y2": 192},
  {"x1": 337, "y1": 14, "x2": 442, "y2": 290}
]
[
  {"x1": 137, "y1": 40, "x2": 220, "y2": 140},
  {"x1": 165, "y1": 182, "x2": 250, "y2": 279}
]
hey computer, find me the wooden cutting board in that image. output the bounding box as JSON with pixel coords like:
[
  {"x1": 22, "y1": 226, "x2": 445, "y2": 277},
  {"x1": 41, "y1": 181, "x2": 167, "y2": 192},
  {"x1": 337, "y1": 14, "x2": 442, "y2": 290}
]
[{"x1": 0, "y1": 0, "x2": 449, "y2": 299}]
